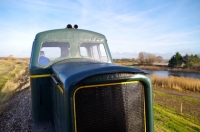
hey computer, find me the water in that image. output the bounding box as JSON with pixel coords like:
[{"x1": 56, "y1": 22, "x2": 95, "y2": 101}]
[{"x1": 144, "y1": 70, "x2": 200, "y2": 79}]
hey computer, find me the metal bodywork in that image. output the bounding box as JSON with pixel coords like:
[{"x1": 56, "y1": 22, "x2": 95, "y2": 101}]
[{"x1": 30, "y1": 28, "x2": 154, "y2": 132}]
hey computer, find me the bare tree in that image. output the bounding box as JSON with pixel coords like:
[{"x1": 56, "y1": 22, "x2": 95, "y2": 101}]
[
  {"x1": 138, "y1": 52, "x2": 158, "y2": 65},
  {"x1": 147, "y1": 53, "x2": 156, "y2": 64},
  {"x1": 156, "y1": 56, "x2": 163, "y2": 63},
  {"x1": 138, "y1": 52, "x2": 145, "y2": 64}
]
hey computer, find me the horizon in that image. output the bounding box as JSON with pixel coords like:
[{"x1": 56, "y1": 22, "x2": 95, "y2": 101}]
[{"x1": 0, "y1": 0, "x2": 200, "y2": 59}]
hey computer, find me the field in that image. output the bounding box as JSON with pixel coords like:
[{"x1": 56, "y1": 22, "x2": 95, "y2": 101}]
[
  {"x1": 154, "y1": 90, "x2": 200, "y2": 132},
  {"x1": 154, "y1": 104, "x2": 200, "y2": 132},
  {"x1": 0, "y1": 62, "x2": 14, "y2": 88},
  {"x1": 153, "y1": 90, "x2": 200, "y2": 132},
  {"x1": 0, "y1": 58, "x2": 29, "y2": 115}
]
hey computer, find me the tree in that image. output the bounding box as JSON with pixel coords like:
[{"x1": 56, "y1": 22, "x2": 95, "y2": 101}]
[
  {"x1": 138, "y1": 52, "x2": 157, "y2": 65},
  {"x1": 132, "y1": 58, "x2": 136, "y2": 63},
  {"x1": 138, "y1": 52, "x2": 145, "y2": 64},
  {"x1": 190, "y1": 54, "x2": 200, "y2": 68},
  {"x1": 169, "y1": 52, "x2": 200, "y2": 69},
  {"x1": 146, "y1": 53, "x2": 156, "y2": 65},
  {"x1": 168, "y1": 52, "x2": 183, "y2": 67},
  {"x1": 156, "y1": 56, "x2": 163, "y2": 63},
  {"x1": 183, "y1": 54, "x2": 190, "y2": 68}
]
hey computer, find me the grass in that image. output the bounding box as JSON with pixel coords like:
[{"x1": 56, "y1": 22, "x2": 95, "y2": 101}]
[
  {"x1": 0, "y1": 63, "x2": 14, "y2": 76},
  {"x1": 153, "y1": 90, "x2": 200, "y2": 121},
  {"x1": 151, "y1": 75, "x2": 200, "y2": 92},
  {"x1": 154, "y1": 103, "x2": 200, "y2": 132},
  {"x1": 0, "y1": 61, "x2": 20, "y2": 88},
  {"x1": 0, "y1": 59, "x2": 29, "y2": 114},
  {"x1": 0, "y1": 61, "x2": 15, "y2": 88},
  {"x1": 154, "y1": 89, "x2": 200, "y2": 131}
]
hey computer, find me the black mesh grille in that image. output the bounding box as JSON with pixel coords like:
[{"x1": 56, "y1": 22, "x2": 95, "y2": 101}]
[{"x1": 74, "y1": 83, "x2": 145, "y2": 132}]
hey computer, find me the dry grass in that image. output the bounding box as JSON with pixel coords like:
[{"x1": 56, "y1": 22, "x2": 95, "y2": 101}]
[
  {"x1": 0, "y1": 59, "x2": 29, "y2": 114},
  {"x1": 137, "y1": 65, "x2": 167, "y2": 70},
  {"x1": 151, "y1": 75, "x2": 200, "y2": 92},
  {"x1": 0, "y1": 59, "x2": 30, "y2": 115},
  {"x1": 115, "y1": 62, "x2": 133, "y2": 66}
]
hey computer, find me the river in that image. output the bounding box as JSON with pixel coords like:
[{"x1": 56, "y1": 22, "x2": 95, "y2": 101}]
[{"x1": 144, "y1": 70, "x2": 200, "y2": 79}]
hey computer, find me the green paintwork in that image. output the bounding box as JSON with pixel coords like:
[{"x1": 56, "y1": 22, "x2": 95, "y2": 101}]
[
  {"x1": 30, "y1": 28, "x2": 113, "y2": 123},
  {"x1": 30, "y1": 27, "x2": 154, "y2": 132},
  {"x1": 30, "y1": 28, "x2": 113, "y2": 69}
]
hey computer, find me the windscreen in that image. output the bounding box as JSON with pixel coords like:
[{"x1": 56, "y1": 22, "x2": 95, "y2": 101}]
[
  {"x1": 38, "y1": 42, "x2": 70, "y2": 66},
  {"x1": 80, "y1": 43, "x2": 108, "y2": 62}
]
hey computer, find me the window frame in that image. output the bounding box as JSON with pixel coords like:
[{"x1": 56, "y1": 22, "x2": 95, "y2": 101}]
[
  {"x1": 38, "y1": 41, "x2": 70, "y2": 66},
  {"x1": 79, "y1": 42, "x2": 108, "y2": 62}
]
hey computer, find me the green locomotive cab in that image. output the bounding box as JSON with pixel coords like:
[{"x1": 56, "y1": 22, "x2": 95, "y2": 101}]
[{"x1": 30, "y1": 25, "x2": 154, "y2": 132}]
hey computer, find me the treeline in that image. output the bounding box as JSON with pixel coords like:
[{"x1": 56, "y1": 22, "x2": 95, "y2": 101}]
[
  {"x1": 113, "y1": 52, "x2": 164, "y2": 65},
  {"x1": 113, "y1": 51, "x2": 200, "y2": 71},
  {"x1": 137, "y1": 52, "x2": 163, "y2": 65},
  {"x1": 168, "y1": 52, "x2": 200, "y2": 69}
]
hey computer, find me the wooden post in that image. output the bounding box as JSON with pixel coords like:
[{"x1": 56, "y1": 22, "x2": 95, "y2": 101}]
[{"x1": 181, "y1": 102, "x2": 182, "y2": 113}]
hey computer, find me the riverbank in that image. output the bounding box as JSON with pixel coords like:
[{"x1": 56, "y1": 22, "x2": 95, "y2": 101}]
[
  {"x1": 136, "y1": 65, "x2": 200, "y2": 73},
  {"x1": 115, "y1": 62, "x2": 200, "y2": 73}
]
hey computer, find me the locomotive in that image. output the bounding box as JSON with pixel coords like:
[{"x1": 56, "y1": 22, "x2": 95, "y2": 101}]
[{"x1": 30, "y1": 24, "x2": 154, "y2": 132}]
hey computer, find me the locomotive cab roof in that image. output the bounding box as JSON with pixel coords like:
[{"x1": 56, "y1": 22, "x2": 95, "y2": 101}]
[{"x1": 30, "y1": 27, "x2": 113, "y2": 68}]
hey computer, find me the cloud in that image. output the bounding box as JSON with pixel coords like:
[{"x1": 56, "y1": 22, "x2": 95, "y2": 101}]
[{"x1": 0, "y1": 0, "x2": 199, "y2": 58}]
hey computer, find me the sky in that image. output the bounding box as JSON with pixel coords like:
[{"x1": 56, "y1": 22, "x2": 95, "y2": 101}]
[{"x1": 0, "y1": 0, "x2": 200, "y2": 59}]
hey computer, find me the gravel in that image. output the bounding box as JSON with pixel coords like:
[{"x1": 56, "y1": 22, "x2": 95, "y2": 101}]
[
  {"x1": 0, "y1": 66, "x2": 32, "y2": 132},
  {"x1": 0, "y1": 66, "x2": 55, "y2": 132},
  {"x1": 0, "y1": 87, "x2": 32, "y2": 132}
]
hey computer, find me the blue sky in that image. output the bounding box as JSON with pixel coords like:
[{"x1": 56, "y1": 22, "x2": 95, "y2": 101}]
[{"x1": 0, "y1": 0, "x2": 200, "y2": 59}]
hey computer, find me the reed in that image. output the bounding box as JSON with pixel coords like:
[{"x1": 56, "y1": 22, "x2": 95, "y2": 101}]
[
  {"x1": 151, "y1": 75, "x2": 200, "y2": 92},
  {"x1": 115, "y1": 62, "x2": 133, "y2": 66}
]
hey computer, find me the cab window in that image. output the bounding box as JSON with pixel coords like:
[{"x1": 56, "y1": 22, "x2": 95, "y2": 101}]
[
  {"x1": 38, "y1": 42, "x2": 70, "y2": 65},
  {"x1": 80, "y1": 43, "x2": 108, "y2": 62}
]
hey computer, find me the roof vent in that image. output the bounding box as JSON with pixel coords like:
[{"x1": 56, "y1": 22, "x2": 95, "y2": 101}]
[
  {"x1": 66, "y1": 24, "x2": 72, "y2": 28},
  {"x1": 74, "y1": 24, "x2": 78, "y2": 29},
  {"x1": 66, "y1": 24, "x2": 78, "y2": 29}
]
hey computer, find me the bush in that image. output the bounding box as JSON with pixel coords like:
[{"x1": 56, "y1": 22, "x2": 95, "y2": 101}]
[{"x1": 5, "y1": 55, "x2": 16, "y2": 61}]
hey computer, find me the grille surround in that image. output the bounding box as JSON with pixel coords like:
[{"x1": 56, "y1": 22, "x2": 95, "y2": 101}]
[{"x1": 73, "y1": 81, "x2": 145, "y2": 132}]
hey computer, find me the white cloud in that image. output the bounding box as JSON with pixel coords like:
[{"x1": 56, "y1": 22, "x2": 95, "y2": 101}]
[{"x1": 0, "y1": 0, "x2": 199, "y2": 58}]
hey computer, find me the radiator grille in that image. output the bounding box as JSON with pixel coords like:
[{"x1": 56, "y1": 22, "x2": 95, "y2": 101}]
[{"x1": 74, "y1": 82, "x2": 145, "y2": 132}]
